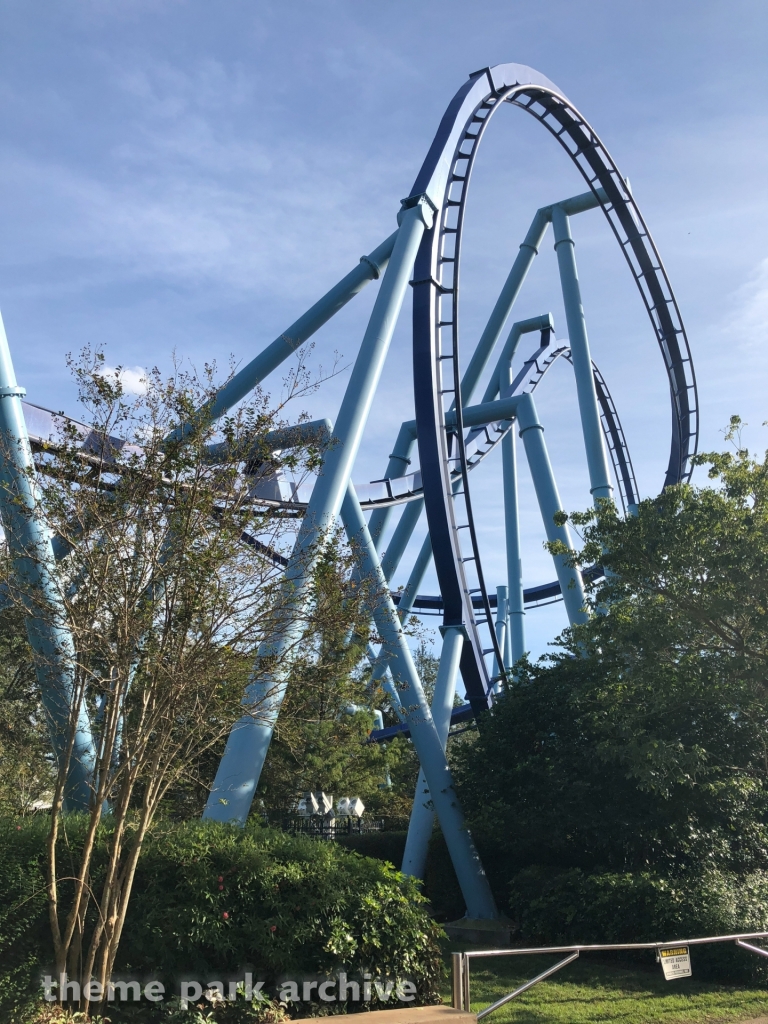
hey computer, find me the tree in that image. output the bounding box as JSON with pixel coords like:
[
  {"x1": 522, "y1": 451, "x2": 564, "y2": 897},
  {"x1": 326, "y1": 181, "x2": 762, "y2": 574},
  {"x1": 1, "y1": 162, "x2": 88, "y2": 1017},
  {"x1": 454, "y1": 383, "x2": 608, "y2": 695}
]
[
  {"x1": 0, "y1": 605, "x2": 53, "y2": 814},
  {"x1": 0, "y1": 349, "x2": 358, "y2": 1012},
  {"x1": 256, "y1": 539, "x2": 394, "y2": 817},
  {"x1": 453, "y1": 421, "x2": 768, "y2": 884},
  {"x1": 257, "y1": 552, "x2": 430, "y2": 822}
]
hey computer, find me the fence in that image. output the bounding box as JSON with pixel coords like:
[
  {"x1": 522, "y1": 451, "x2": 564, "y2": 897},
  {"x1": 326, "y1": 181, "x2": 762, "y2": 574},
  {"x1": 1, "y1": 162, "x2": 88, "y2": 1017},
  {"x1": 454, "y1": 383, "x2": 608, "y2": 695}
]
[
  {"x1": 451, "y1": 931, "x2": 768, "y2": 1018},
  {"x1": 280, "y1": 815, "x2": 384, "y2": 838}
]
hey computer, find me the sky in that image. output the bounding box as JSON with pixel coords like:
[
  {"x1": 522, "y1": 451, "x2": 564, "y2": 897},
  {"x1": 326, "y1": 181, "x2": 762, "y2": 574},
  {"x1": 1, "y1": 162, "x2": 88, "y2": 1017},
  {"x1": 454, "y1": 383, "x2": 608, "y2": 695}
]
[{"x1": 0, "y1": 0, "x2": 767, "y2": 667}]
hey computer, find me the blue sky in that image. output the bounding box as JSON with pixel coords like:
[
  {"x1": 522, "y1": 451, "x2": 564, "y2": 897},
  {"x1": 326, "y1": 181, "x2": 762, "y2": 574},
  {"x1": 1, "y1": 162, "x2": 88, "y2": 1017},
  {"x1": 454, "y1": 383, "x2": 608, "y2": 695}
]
[{"x1": 1, "y1": 0, "x2": 767, "y2": 662}]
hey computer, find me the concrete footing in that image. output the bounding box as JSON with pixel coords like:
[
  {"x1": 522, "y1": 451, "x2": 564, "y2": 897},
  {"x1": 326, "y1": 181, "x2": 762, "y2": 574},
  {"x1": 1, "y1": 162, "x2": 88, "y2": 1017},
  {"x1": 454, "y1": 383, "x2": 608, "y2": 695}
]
[{"x1": 443, "y1": 917, "x2": 512, "y2": 946}]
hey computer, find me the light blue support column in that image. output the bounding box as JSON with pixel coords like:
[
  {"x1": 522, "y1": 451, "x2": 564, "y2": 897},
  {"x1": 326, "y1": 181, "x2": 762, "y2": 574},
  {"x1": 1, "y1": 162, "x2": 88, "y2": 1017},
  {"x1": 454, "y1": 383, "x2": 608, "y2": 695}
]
[
  {"x1": 203, "y1": 200, "x2": 432, "y2": 825},
  {"x1": 380, "y1": 498, "x2": 423, "y2": 582},
  {"x1": 365, "y1": 202, "x2": 553, "y2": 589},
  {"x1": 503, "y1": 422, "x2": 526, "y2": 666},
  {"x1": 504, "y1": 600, "x2": 512, "y2": 672},
  {"x1": 367, "y1": 422, "x2": 418, "y2": 551},
  {"x1": 169, "y1": 231, "x2": 399, "y2": 441},
  {"x1": 370, "y1": 191, "x2": 606, "y2": 691},
  {"x1": 480, "y1": 313, "x2": 554, "y2": 404},
  {"x1": 459, "y1": 210, "x2": 550, "y2": 404},
  {"x1": 500, "y1": 364, "x2": 526, "y2": 668},
  {"x1": 551, "y1": 206, "x2": 613, "y2": 504},
  {"x1": 0, "y1": 315, "x2": 97, "y2": 810},
  {"x1": 516, "y1": 393, "x2": 588, "y2": 626},
  {"x1": 393, "y1": 529, "x2": 433, "y2": 619},
  {"x1": 366, "y1": 644, "x2": 404, "y2": 717},
  {"x1": 459, "y1": 186, "x2": 605, "y2": 407},
  {"x1": 401, "y1": 625, "x2": 464, "y2": 880},
  {"x1": 490, "y1": 586, "x2": 508, "y2": 694},
  {"x1": 205, "y1": 418, "x2": 333, "y2": 464},
  {"x1": 341, "y1": 485, "x2": 496, "y2": 918},
  {"x1": 369, "y1": 528, "x2": 432, "y2": 689}
]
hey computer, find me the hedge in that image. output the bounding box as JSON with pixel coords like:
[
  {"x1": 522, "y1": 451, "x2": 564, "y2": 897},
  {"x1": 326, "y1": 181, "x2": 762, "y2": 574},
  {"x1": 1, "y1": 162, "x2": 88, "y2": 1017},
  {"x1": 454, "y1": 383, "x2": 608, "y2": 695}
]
[
  {"x1": 510, "y1": 866, "x2": 768, "y2": 982},
  {"x1": 0, "y1": 816, "x2": 445, "y2": 1019}
]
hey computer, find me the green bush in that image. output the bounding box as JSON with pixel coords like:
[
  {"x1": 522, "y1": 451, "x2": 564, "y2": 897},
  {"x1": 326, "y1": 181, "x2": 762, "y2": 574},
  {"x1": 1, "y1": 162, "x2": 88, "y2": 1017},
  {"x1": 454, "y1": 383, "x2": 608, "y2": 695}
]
[
  {"x1": 335, "y1": 831, "x2": 407, "y2": 866},
  {"x1": 510, "y1": 866, "x2": 768, "y2": 982},
  {"x1": 121, "y1": 820, "x2": 444, "y2": 996},
  {"x1": 0, "y1": 817, "x2": 445, "y2": 1017},
  {"x1": 0, "y1": 815, "x2": 52, "y2": 1017},
  {"x1": 336, "y1": 830, "x2": 465, "y2": 923}
]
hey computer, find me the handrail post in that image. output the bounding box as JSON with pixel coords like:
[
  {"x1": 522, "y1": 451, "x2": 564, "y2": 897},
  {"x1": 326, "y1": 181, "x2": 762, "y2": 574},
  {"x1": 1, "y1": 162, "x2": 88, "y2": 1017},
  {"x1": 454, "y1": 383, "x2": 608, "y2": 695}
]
[{"x1": 451, "y1": 952, "x2": 464, "y2": 1010}]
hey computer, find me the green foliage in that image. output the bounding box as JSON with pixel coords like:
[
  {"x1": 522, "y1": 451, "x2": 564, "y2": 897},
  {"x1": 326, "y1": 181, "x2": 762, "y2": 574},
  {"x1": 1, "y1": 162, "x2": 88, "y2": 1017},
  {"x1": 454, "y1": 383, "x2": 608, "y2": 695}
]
[
  {"x1": 412, "y1": 642, "x2": 439, "y2": 706},
  {"x1": 0, "y1": 607, "x2": 53, "y2": 814},
  {"x1": 257, "y1": 676, "x2": 391, "y2": 820},
  {"x1": 0, "y1": 815, "x2": 52, "y2": 1018},
  {"x1": 335, "y1": 831, "x2": 407, "y2": 865},
  {"x1": 121, "y1": 820, "x2": 444, "y2": 1000},
  {"x1": 335, "y1": 831, "x2": 465, "y2": 923},
  {"x1": 453, "y1": 652, "x2": 768, "y2": 877},
  {"x1": 452, "y1": 426, "x2": 768, "y2": 959},
  {"x1": 158, "y1": 993, "x2": 289, "y2": 1024},
  {"x1": 509, "y1": 866, "x2": 768, "y2": 945},
  {"x1": 256, "y1": 547, "x2": 421, "y2": 821},
  {"x1": 509, "y1": 866, "x2": 768, "y2": 982},
  {"x1": 0, "y1": 817, "x2": 444, "y2": 1016}
]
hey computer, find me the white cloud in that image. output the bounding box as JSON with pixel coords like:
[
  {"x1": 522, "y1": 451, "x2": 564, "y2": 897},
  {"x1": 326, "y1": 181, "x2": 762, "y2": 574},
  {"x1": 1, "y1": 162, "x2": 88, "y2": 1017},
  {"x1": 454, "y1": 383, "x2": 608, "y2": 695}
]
[{"x1": 99, "y1": 365, "x2": 147, "y2": 395}]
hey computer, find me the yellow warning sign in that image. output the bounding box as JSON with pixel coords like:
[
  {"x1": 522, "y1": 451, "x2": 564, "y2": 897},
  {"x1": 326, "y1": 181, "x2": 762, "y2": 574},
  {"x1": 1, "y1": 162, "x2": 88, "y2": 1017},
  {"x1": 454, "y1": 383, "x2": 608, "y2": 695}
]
[{"x1": 660, "y1": 945, "x2": 692, "y2": 980}]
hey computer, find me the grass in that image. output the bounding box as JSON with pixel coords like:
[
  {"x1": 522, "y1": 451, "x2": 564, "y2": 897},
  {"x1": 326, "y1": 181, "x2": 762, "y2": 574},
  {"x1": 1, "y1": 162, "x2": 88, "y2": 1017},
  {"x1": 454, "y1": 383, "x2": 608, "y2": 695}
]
[{"x1": 440, "y1": 945, "x2": 768, "y2": 1023}]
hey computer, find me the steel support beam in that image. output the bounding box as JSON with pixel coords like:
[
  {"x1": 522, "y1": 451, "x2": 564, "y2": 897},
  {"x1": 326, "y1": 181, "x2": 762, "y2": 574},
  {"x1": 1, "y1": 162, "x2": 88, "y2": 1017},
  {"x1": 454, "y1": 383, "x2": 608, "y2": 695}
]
[
  {"x1": 340, "y1": 489, "x2": 496, "y2": 917},
  {"x1": 490, "y1": 586, "x2": 508, "y2": 693},
  {"x1": 203, "y1": 201, "x2": 431, "y2": 825},
  {"x1": 170, "y1": 230, "x2": 399, "y2": 441},
  {"x1": 516, "y1": 393, "x2": 588, "y2": 626},
  {"x1": 552, "y1": 205, "x2": 613, "y2": 504},
  {"x1": 502, "y1": 425, "x2": 526, "y2": 666},
  {"x1": 366, "y1": 190, "x2": 602, "y2": 692},
  {"x1": 0, "y1": 315, "x2": 97, "y2": 811},
  {"x1": 402, "y1": 625, "x2": 464, "y2": 880},
  {"x1": 366, "y1": 421, "x2": 418, "y2": 552},
  {"x1": 480, "y1": 313, "x2": 554, "y2": 404},
  {"x1": 369, "y1": 528, "x2": 432, "y2": 689}
]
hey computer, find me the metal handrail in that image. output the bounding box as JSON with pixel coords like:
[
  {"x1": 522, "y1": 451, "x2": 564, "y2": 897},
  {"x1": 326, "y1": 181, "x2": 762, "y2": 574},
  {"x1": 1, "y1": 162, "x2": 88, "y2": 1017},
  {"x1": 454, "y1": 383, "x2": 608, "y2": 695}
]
[{"x1": 451, "y1": 930, "x2": 768, "y2": 1016}]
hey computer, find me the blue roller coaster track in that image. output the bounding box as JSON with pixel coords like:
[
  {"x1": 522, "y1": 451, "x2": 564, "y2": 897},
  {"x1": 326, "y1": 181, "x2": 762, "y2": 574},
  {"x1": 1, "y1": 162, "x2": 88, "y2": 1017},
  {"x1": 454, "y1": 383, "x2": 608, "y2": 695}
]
[{"x1": 0, "y1": 63, "x2": 697, "y2": 920}]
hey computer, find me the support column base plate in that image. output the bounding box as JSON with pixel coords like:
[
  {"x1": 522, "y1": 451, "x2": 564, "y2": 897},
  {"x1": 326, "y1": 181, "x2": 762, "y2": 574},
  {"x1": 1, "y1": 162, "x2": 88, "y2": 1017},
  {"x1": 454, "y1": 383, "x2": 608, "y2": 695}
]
[{"x1": 443, "y1": 917, "x2": 512, "y2": 946}]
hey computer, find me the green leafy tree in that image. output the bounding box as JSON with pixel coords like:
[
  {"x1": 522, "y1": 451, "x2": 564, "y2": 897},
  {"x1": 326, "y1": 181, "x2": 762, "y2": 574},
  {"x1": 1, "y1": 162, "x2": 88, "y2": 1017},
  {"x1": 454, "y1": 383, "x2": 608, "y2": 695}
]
[
  {"x1": 0, "y1": 606, "x2": 52, "y2": 814},
  {"x1": 0, "y1": 349, "x2": 365, "y2": 1012},
  {"x1": 453, "y1": 419, "x2": 768, "y2": 886},
  {"x1": 257, "y1": 544, "x2": 419, "y2": 820}
]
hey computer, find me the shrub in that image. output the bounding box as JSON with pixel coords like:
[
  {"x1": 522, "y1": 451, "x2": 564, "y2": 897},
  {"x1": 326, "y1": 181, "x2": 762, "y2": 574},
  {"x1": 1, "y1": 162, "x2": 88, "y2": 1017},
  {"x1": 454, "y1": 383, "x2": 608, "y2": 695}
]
[
  {"x1": 336, "y1": 830, "x2": 465, "y2": 923},
  {"x1": 120, "y1": 820, "x2": 444, "y2": 1000},
  {"x1": 335, "y1": 831, "x2": 407, "y2": 866},
  {"x1": 0, "y1": 817, "x2": 444, "y2": 1018},
  {"x1": 510, "y1": 866, "x2": 768, "y2": 982},
  {"x1": 0, "y1": 815, "x2": 52, "y2": 1018}
]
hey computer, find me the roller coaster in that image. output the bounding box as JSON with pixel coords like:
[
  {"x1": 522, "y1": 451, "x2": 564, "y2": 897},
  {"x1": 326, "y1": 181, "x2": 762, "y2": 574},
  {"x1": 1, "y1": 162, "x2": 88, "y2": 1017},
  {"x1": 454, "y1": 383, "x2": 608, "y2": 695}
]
[{"x1": 0, "y1": 63, "x2": 697, "y2": 922}]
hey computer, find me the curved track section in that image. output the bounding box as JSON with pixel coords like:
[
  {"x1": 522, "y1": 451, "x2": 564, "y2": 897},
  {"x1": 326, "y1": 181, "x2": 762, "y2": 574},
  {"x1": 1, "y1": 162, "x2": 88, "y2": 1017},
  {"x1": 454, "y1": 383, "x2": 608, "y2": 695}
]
[
  {"x1": 461, "y1": 340, "x2": 639, "y2": 515},
  {"x1": 395, "y1": 343, "x2": 636, "y2": 614},
  {"x1": 410, "y1": 63, "x2": 697, "y2": 711},
  {"x1": 24, "y1": 334, "x2": 638, "y2": 516}
]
